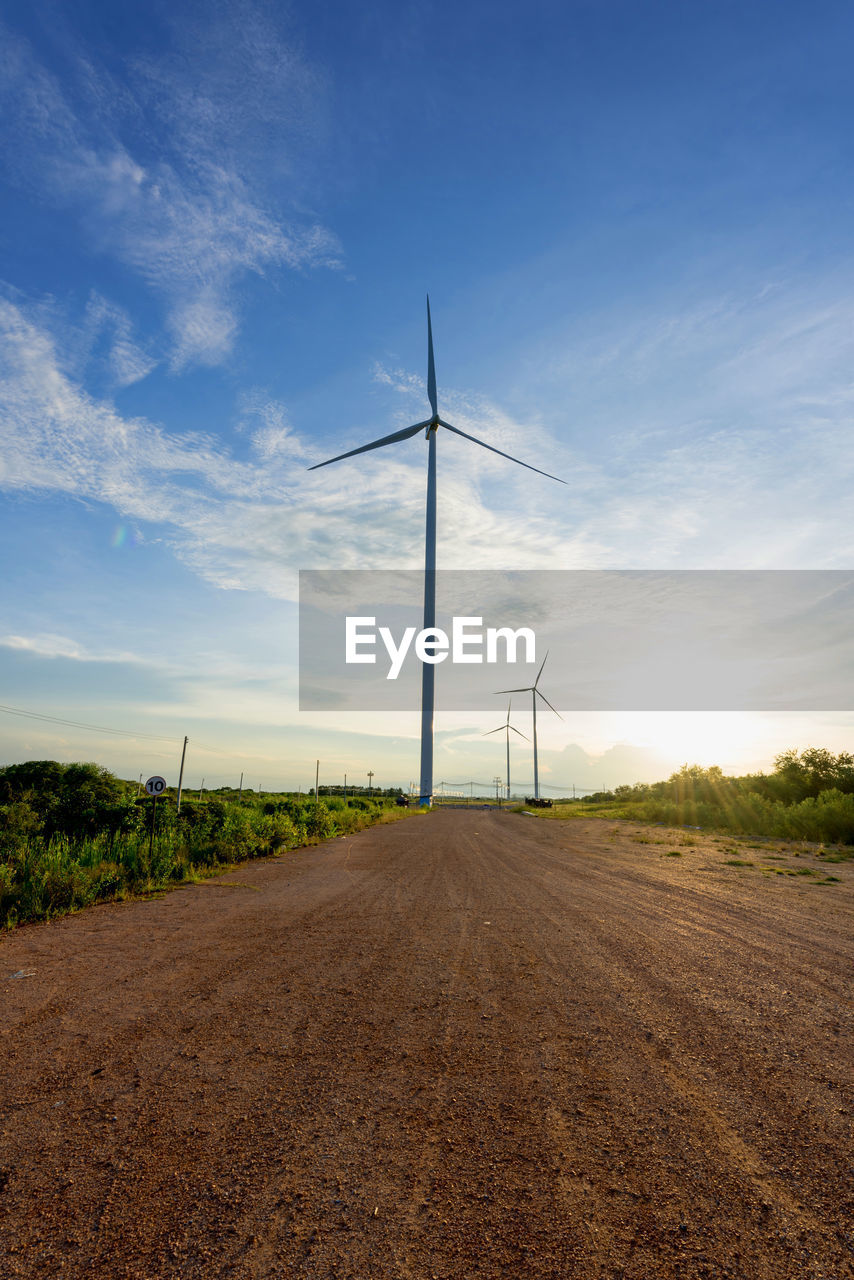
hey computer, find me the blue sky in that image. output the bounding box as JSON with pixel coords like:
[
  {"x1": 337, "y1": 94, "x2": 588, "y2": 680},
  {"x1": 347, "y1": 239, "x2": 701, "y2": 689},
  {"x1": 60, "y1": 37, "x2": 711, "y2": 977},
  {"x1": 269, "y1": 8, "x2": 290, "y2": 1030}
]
[{"x1": 2, "y1": 0, "x2": 854, "y2": 793}]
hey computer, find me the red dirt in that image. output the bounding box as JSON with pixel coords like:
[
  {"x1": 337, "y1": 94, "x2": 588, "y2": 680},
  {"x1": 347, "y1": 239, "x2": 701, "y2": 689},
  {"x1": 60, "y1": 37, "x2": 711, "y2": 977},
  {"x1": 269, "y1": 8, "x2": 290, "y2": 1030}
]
[{"x1": 1, "y1": 810, "x2": 852, "y2": 1278}]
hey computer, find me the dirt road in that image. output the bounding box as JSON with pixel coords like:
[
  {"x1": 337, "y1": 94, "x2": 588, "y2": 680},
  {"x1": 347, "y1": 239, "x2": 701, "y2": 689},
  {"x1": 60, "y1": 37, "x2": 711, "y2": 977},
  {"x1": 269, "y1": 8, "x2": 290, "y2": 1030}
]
[{"x1": 1, "y1": 811, "x2": 852, "y2": 1279}]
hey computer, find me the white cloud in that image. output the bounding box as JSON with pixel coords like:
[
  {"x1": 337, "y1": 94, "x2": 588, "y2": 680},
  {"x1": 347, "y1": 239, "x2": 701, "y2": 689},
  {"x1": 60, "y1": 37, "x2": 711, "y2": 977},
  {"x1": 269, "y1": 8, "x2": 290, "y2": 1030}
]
[
  {"x1": 83, "y1": 292, "x2": 157, "y2": 387},
  {"x1": 525, "y1": 271, "x2": 854, "y2": 567},
  {"x1": 0, "y1": 299, "x2": 572, "y2": 601},
  {"x1": 0, "y1": 633, "x2": 148, "y2": 666},
  {"x1": 3, "y1": 265, "x2": 854, "y2": 619},
  {"x1": 0, "y1": 15, "x2": 341, "y2": 368},
  {"x1": 238, "y1": 391, "x2": 312, "y2": 461}
]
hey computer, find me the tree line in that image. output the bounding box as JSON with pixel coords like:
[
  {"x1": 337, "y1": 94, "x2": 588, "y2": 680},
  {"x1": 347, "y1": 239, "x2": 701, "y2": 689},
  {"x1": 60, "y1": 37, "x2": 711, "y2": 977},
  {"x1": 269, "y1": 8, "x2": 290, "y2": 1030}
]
[{"x1": 598, "y1": 748, "x2": 854, "y2": 842}]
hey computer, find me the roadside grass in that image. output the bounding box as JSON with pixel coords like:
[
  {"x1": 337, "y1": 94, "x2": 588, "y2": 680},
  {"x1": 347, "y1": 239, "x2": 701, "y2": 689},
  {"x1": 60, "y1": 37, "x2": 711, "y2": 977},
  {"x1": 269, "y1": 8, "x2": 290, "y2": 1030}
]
[
  {"x1": 525, "y1": 797, "x2": 854, "y2": 865},
  {"x1": 0, "y1": 790, "x2": 416, "y2": 931},
  {"x1": 520, "y1": 801, "x2": 851, "y2": 887}
]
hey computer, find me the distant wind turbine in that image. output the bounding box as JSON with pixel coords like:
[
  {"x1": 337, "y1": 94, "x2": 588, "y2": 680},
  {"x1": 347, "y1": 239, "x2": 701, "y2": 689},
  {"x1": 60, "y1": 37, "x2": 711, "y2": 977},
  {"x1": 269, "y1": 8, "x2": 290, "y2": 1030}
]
[
  {"x1": 483, "y1": 699, "x2": 528, "y2": 799},
  {"x1": 310, "y1": 298, "x2": 565, "y2": 806},
  {"x1": 497, "y1": 651, "x2": 562, "y2": 800}
]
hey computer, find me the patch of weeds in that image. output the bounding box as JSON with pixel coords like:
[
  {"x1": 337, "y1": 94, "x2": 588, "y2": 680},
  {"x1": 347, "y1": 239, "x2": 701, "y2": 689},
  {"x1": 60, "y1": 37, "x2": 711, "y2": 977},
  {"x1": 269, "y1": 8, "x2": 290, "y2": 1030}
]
[
  {"x1": 822, "y1": 852, "x2": 853, "y2": 863},
  {"x1": 723, "y1": 859, "x2": 753, "y2": 867},
  {"x1": 678, "y1": 836, "x2": 699, "y2": 847},
  {"x1": 663, "y1": 850, "x2": 682, "y2": 857},
  {"x1": 817, "y1": 876, "x2": 842, "y2": 884},
  {"x1": 766, "y1": 866, "x2": 816, "y2": 877}
]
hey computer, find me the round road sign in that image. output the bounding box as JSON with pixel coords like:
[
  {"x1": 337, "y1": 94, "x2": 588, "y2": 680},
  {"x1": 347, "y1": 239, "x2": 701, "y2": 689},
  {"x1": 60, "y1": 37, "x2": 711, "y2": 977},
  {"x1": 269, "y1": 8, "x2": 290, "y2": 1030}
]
[{"x1": 144, "y1": 775, "x2": 167, "y2": 796}]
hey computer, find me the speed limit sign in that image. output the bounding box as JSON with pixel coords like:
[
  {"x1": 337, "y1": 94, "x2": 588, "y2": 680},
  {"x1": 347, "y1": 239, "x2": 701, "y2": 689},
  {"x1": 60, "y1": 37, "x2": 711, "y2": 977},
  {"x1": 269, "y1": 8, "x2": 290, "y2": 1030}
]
[{"x1": 144, "y1": 776, "x2": 167, "y2": 796}]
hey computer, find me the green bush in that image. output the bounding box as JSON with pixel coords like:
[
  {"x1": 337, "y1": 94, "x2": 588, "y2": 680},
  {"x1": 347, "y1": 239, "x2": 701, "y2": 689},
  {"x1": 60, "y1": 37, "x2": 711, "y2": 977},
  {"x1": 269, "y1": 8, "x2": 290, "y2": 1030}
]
[
  {"x1": 305, "y1": 801, "x2": 335, "y2": 839},
  {"x1": 614, "y1": 765, "x2": 854, "y2": 845},
  {"x1": 0, "y1": 763, "x2": 411, "y2": 927}
]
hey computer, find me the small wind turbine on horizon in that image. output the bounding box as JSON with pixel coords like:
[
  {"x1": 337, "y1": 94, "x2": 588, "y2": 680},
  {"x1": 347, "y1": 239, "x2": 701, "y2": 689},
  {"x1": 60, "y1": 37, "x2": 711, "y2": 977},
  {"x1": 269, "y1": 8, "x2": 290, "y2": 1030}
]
[
  {"x1": 309, "y1": 298, "x2": 565, "y2": 806},
  {"x1": 497, "y1": 651, "x2": 562, "y2": 801},
  {"x1": 483, "y1": 699, "x2": 528, "y2": 800}
]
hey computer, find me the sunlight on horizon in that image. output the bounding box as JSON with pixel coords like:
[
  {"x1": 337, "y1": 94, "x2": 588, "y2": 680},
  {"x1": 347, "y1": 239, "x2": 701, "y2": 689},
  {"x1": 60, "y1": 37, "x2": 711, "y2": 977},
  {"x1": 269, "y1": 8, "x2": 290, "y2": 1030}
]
[{"x1": 596, "y1": 712, "x2": 818, "y2": 774}]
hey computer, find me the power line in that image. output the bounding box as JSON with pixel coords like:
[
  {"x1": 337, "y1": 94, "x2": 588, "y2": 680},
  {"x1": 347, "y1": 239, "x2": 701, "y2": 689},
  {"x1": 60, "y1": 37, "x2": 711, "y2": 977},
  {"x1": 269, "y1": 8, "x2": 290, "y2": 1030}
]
[
  {"x1": 437, "y1": 778, "x2": 603, "y2": 793},
  {"x1": 0, "y1": 705, "x2": 618, "y2": 793},
  {"x1": 0, "y1": 704, "x2": 273, "y2": 765},
  {"x1": 0, "y1": 703, "x2": 181, "y2": 744}
]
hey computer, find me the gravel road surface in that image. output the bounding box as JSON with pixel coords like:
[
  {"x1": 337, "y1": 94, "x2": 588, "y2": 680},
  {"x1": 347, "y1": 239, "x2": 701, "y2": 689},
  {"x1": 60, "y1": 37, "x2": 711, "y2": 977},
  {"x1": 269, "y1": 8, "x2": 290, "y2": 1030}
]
[{"x1": 1, "y1": 810, "x2": 852, "y2": 1279}]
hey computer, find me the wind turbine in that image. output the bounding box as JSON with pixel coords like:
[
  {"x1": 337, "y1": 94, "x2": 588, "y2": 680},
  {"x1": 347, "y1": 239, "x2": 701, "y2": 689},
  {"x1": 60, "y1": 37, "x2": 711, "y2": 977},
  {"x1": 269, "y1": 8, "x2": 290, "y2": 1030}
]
[
  {"x1": 309, "y1": 298, "x2": 565, "y2": 806},
  {"x1": 497, "y1": 651, "x2": 562, "y2": 801},
  {"x1": 483, "y1": 699, "x2": 528, "y2": 800}
]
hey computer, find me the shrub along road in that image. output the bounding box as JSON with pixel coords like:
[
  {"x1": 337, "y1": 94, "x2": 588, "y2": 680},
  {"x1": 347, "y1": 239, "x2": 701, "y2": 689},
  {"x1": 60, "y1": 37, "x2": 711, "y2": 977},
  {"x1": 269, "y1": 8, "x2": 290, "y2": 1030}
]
[{"x1": 1, "y1": 811, "x2": 852, "y2": 1279}]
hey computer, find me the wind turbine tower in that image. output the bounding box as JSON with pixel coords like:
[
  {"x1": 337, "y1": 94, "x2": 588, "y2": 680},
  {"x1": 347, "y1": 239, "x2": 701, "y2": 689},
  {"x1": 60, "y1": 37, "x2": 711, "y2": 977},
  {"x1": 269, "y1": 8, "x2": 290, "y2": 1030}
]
[
  {"x1": 483, "y1": 699, "x2": 528, "y2": 799},
  {"x1": 497, "y1": 652, "x2": 562, "y2": 800},
  {"x1": 310, "y1": 300, "x2": 565, "y2": 806}
]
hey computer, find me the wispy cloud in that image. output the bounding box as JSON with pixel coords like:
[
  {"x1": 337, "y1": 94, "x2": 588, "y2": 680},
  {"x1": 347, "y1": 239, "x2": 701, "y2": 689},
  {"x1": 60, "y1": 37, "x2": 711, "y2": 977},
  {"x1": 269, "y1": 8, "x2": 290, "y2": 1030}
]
[
  {"x1": 4, "y1": 263, "x2": 854, "y2": 614},
  {"x1": 0, "y1": 299, "x2": 573, "y2": 599},
  {"x1": 237, "y1": 390, "x2": 314, "y2": 462},
  {"x1": 0, "y1": 9, "x2": 341, "y2": 368},
  {"x1": 528, "y1": 270, "x2": 854, "y2": 566},
  {"x1": 0, "y1": 632, "x2": 148, "y2": 666},
  {"x1": 83, "y1": 292, "x2": 157, "y2": 387}
]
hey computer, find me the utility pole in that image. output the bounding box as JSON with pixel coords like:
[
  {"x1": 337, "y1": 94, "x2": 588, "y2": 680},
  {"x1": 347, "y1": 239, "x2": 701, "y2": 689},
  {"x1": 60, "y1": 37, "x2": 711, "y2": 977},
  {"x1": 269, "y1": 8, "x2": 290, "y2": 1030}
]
[
  {"x1": 343, "y1": 773, "x2": 347, "y2": 804},
  {"x1": 315, "y1": 759, "x2": 319, "y2": 803},
  {"x1": 199, "y1": 778, "x2": 205, "y2": 801},
  {"x1": 238, "y1": 771, "x2": 244, "y2": 799},
  {"x1": 367, "y1": 770, "x2": 374, "y2": 798},
  {"x1": 176, "y1": 736, "x2": 188, "y2": 813},
  {"x1": 137, "y1": 774, "x2": 143, "y2": 796}
]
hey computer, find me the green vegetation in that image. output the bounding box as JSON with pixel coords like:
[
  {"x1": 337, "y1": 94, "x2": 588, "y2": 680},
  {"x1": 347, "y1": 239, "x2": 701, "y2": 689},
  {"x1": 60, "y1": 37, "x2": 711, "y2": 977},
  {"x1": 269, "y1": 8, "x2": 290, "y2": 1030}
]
[
  {"x1": 0, "y1": 761, "x2": 410, "y2": 930},
  {"x1": 538, "y1": 748, "x2": 854, "y2": 849}
]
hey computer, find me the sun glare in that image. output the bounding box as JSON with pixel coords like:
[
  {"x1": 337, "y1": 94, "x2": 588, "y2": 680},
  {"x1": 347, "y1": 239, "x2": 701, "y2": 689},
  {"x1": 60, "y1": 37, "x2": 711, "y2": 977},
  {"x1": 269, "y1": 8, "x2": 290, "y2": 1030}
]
[{"x1": 605, "y1": 712, "x2": 771, "y2": 772}]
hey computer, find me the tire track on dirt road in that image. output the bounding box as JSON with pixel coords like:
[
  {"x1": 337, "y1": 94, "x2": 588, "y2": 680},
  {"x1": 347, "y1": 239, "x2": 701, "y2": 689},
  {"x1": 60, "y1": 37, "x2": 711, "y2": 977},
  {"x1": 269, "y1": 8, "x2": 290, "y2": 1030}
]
[{"x1": 2, "y1": 809, "x2": 853, "y2": 1279}]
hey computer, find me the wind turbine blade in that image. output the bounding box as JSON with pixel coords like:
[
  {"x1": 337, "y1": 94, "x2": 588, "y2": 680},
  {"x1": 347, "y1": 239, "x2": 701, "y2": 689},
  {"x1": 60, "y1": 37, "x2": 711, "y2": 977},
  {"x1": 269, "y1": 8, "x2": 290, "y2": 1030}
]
[
  {"x1": 509, "y1": 725, "x2": 529, "y2": 741},
  {"x1": 482, "y1": 726, "x2": 506, "y2": 737},
  {"x1": 535, "y1": 688, "x2": 563, "y2": 720},
  {"x1": 308, "y1": 420, "x2": 431, "y2": 470},
  {"x1": 534, "y1": 650, "x2": 549, "y2": 687},
  {"x1": 427, "y1": 295, "x2": 438, "y2": 417},
  {"x1": 495, "y1": 686, "x2": 533, "y2": 695},
  {"x1": 438, "y1": 419, "x2": 566, "y2": 484}
]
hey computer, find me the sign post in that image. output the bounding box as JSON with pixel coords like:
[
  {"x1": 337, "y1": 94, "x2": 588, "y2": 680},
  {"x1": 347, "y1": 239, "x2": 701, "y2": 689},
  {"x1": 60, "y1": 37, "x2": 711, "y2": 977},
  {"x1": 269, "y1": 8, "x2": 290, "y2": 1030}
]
[{"x1": 144, "y1": 776, "x2": 167, "y2": 864}]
